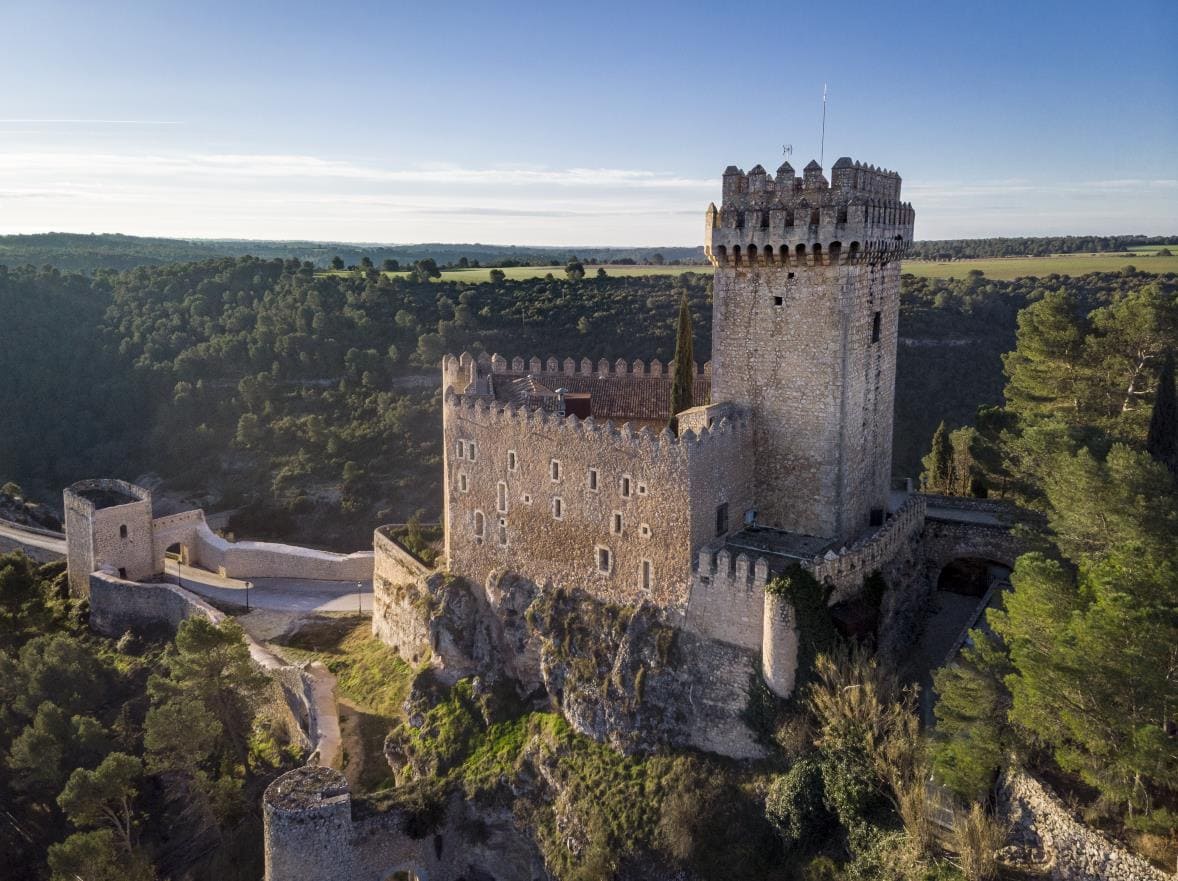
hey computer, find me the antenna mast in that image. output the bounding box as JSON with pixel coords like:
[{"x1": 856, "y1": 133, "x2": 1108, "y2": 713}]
[{"x1": 819, "y1": 83, "x2": 828, "y2": 167}]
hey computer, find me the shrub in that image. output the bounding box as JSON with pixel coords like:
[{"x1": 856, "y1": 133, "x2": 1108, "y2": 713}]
[
  {"x1": 765, "y1": 755, "x2": 833, "y2": 851},
  {"x1": 951, "y1": 803, "x2": 1005, "y2": 881}
]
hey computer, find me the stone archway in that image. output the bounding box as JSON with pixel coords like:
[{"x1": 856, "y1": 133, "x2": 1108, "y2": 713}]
[{"x1": 936, "y1": 556, "x2": 1010, "y2": 597}]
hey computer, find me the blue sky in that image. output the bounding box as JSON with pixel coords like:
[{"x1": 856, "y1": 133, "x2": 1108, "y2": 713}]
[{"x1": 1, "y1": 0, "x2": 1175, "y2": 244}]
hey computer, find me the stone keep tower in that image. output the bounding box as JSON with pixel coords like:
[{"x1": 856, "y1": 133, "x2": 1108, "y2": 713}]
[{"x1": 705, "y1": 158, "x2": 914, "y2": 543}]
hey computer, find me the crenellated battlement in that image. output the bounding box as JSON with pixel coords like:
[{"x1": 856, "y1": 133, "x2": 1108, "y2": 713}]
[
  {"x1": 443, "y1": 386, "x2": 750, "y2": 458},
  {"x1": 705, "y1": 157, "x2": 914, "y2": 266},
  {"x1": 804, "y1": 494, "x2": 926, "y2": 600},
  {"x1": 443, "y1": 351, "x2": 712, "y2": 382}
]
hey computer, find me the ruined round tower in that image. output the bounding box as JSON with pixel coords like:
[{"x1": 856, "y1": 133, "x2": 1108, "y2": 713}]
[{"x1": 705, "y1": 157, "x2": 915, "y2": 543}]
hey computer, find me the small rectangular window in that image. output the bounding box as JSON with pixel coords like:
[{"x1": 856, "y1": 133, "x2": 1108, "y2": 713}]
[
  {"x1": 612, "y1": 512, "x2": 623, "y2": 535},
  {"x1": 715, "y1": 502, "x2": 729, "y2": 537},
  {"x1": 118, "y1": 567, "x2": 127, "y2": 579},
  {"x1": 621, "y1": 475, "x2": 631, "y2": 498},
  {"x1": 550, "y1": 459, "x2": 561, "y2": 482},
  {"x1": 508, "y1": 450, "x2": 518, "y2": 471},
  {"x1": 637, "y1": 483, "x2": 647, "y2": 496},
  {"x1": 496, "y1": 481, "x2": 508, "y2": 514},
  {"x1": 473, "y1": 511, "x2": 485, "y2": 538},
  {"x1": 458, "y1": 473, "x2": 469, "y2": 493},
  {"x1": 787, "y1": 272, "x2": 795, "y2": 280},
  {"x1": 456, "y1": 440, "x2": 465, "y2": 459},
  {"x1": 588, "y1": 468, "x2": 599, "y2": 491},
  {"x1": 552, "y1": 497, "x2": 563, "y2": 520},
  {"x1": 872, "y1": 311, "x2": 881, "y2": 343},
  {"x1": 641, "y1": 560, "x2": 652, "y2": 591},
  {"x1": 773, "y1": 295, "x2": 783, "y2": 307},
  {"x1": 119, "y1": 524, "x2": 128, "y2": 539},
  {"x1": 498, "y1": 518, "x2": 508, "y2": 547},
  {"x1": 596, "y1": 547, "x2": 611, "y2": 573},
  {"x1": 468, "y1": 441, "x2": 477, "y2": 462}
]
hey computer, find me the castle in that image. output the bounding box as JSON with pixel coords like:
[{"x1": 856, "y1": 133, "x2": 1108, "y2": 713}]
[{"x1": 417, "y1": 157, "x2": 919, "y2": 698}]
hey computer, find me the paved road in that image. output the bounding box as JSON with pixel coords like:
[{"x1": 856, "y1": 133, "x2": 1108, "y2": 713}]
[
  {"x1": 0, "y1": 520, "x2": 67, "y2": 560},
  {"x1": 166, "y1": 561, "x2": 373, "y2": 614}
]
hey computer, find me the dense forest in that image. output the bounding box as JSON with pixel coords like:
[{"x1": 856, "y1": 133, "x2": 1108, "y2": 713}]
[
  {"x1": 2, "y1": 258, "x2": 1175, "y2": 547},
  {"x1": 0, "y1": 555, "x2": 296, "y2": 881},
  {"x1": 908, "y1": 234, "x2": 1174, "y2": 261}
]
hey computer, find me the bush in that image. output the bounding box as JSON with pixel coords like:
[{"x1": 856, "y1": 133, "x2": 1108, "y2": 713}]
[
  {"x1": 766, "y1": 755, "x2": 833, "y2": 851},
  {"x1": 951, "y1": 803, "x2": 1004, "y2": 881}
]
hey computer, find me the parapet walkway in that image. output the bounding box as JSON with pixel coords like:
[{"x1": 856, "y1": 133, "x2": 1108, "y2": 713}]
[{"x1": 165, "y1": 560, "x2": 373, "y2": 615}]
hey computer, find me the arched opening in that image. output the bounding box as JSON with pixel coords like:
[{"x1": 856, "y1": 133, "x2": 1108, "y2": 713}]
[
  {"x1": 795, "y1": 243, "x2": 806, "y2": 265},
  {"x1": 759, "y1": 209, "x2": 770, "y2": 229},
  {"x1": 715, "y1": 244, "x2": 727, "y2": 264},
  {"x1": 937, "y1": 558, "x2": 1009, "y2": 597},
  {"x1": 812, "y1": 243, "x2": 823, "y2": 265},
  {"x1": 828, "y1": 241, "x2": 842, "y2": 264},
  {"x1": 779, "y1": 244, "x2": 789, "y2": 265},
  {"x1": 164, "y1": 541, "x2": 189, "y2": 567},
  {"x1": 732, "y1": 245, "x2": 742, "y2": 266},
  {"x1": 849, "y1": 241, "x2": 861, "y2": 262},
  {"x1": 747, "y1": 243, "x2": 758, "y2": 265}
]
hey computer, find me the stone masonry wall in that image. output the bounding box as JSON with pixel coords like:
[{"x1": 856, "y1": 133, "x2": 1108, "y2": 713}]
[
  {"x1": 371, "y1": 526, "x2": 435, "y2": 664},
  {"x1": 443, "y1": 391, "x2": 752, "y2": 613},
  {"x1": 809, "y1": 494, "x2": 927, "y2": 601},
  {"x1": 685, "y1": 548, "x2": 769, "y2": 651},
  {"x1": 1000, "y1": 767, "x2": 1175, "y2": 881},
  {"x1": 710, "y1": 259, "x2": 901, "y2": 544},
  {"x1": 194, "y1": 524, "x2": 374, "y2": 581}
]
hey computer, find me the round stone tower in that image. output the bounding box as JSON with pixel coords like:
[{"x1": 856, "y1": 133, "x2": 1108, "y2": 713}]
[{"x1": 263, "y1": 766, "x2": 354, "y2": 881}]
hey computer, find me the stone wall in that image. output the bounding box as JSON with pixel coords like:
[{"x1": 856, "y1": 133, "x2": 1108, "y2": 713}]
[
  {"x1": 684, "y1": 547, "x2": 769, "y2": 651},
  {"x1": 371, "y1": 526, "x2": 435, "y2": 664},
  {"x1": 808, "y1": 494, "x2": 927, "y2": 601},
  {"x1": 443, "y1": 391, "x2": 753, "y2": 613},
  {"x1": 88, "y1": 570, "x2": 339, "y2": 766},
  {"x1": 1000, "y1": 767, "x2": 1174, "y2": 881},
  {"x1": 193, "y1": 523, "x2": 374, "y2": 582}
]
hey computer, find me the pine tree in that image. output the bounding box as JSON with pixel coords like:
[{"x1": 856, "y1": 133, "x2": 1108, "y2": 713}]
[
  {"x1": 1146, "y1": 351, "x2": 1177, "y2": 473},
  {"x1": 921, "y1": 421, "x2": 953, "y2": 493},
  {"x1": 669, "y1": 291, "x2": 694, "y2": 434}
]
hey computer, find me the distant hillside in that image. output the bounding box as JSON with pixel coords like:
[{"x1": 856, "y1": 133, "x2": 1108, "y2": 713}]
[{"x1": 0, "y1": 233, "x2": 706, "y2": 273}]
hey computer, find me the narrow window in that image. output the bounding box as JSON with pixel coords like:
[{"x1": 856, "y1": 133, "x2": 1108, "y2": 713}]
[
  {"x1": 871, "y1": 311, "x2": 881, "y2": 343},
  {"x1": 458, "y1": 473, "x2": 469, "y2": 493},
  {"x1": 498, "y1": 518, "x2": 508, "y2": 546},
  {"x1": 456, "y1": 440, "x2": 465, "y2": 459},
  {"x1": 550, "y1": 459, "x2": 561, "y2": 482},
  {"x1": 496, "y1": 481, "x2": 508, "y2": 514},
  {"x1": 637, "y1": 483, "x2": 647, "y2": 496},
  {"x1": 596, "y1": 547, "x2": 611, "y2": 573},
  {"x1": 640, "y1": 523, "x2": 652, "y2": 538},
  {"x1": 468, "y1": 441, "x2": 477, "y2": 461},
  {"x1": 522, "y1": 494, "x2": 532, "y2": 505},
  {"x1": 641, "y1": 560, "x2": 652, "y2": 591},
  {"x1": 715, "y1": 502, "x2": 729, "y2": 537},
  {"x1": 507, "y1": 450, "x2": 518, "y2": 471},
  {"x1": 787, "y1": 271, "x2": 795, "y2": 279},
  {"x1": 119, "y1": 524, "x2": 128, "y2": 539},
  {"x1": 473, "y1": 511, "x2": 485, "y2": 538},
  {"x1": 552, "y1": 497, "x2": 563, "y2": 520},
  {"x1": 620, "y1": 475, "x2": 631, "y2": 498},
  {"x1": 587, "y1": 468, "x2": 599, "y2": 491},
  {"x1": 612, "y1": 512, "x2": 623, "y2": 535}
]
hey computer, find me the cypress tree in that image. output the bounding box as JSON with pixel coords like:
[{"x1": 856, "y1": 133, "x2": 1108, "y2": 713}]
[
  {"x1": 1146, "y1": 351, "x2": 1177, "y2": 473},
  {"x1": 669, "y1": 291, "x2": 695, "y2": 435},
  {"x1": 921, "y1": 420, "x2": 954, "y2": 493}
]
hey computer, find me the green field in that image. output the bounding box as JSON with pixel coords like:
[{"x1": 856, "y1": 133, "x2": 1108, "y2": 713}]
[
  {"x1": 323, "y1": 248, "x2": 1178, "y2": 284},
  {"x1": 903, "y1": 252, "x2": 1178, "y2": 280}
]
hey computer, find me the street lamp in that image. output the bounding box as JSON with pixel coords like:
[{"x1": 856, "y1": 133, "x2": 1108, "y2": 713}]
[
  {"x1": 246, "y1": 580, "x2": 251, "y2": 611},
  {"x1": 174, "y1": 553, "x2": 182, "y2": 589},
  {"x1": 357, "y1": 581, "x2": 363, "y2": 615}
]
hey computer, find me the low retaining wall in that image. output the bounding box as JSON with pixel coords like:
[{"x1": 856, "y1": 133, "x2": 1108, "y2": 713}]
[
  {"x1": 88, "y1": 570, "x2": 340, "y2": 767},
  {"x1": 194, "y1": 522, "x2": 374, "y2": 582},
  {"x1": 1000, "y1": 767, "x2": 1174, "y2": 881}
]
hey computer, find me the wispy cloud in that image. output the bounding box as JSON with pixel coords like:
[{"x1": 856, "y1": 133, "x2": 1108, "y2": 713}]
[{"x1": 0, "y1": 119, "x2": 182, "y2": 125}]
